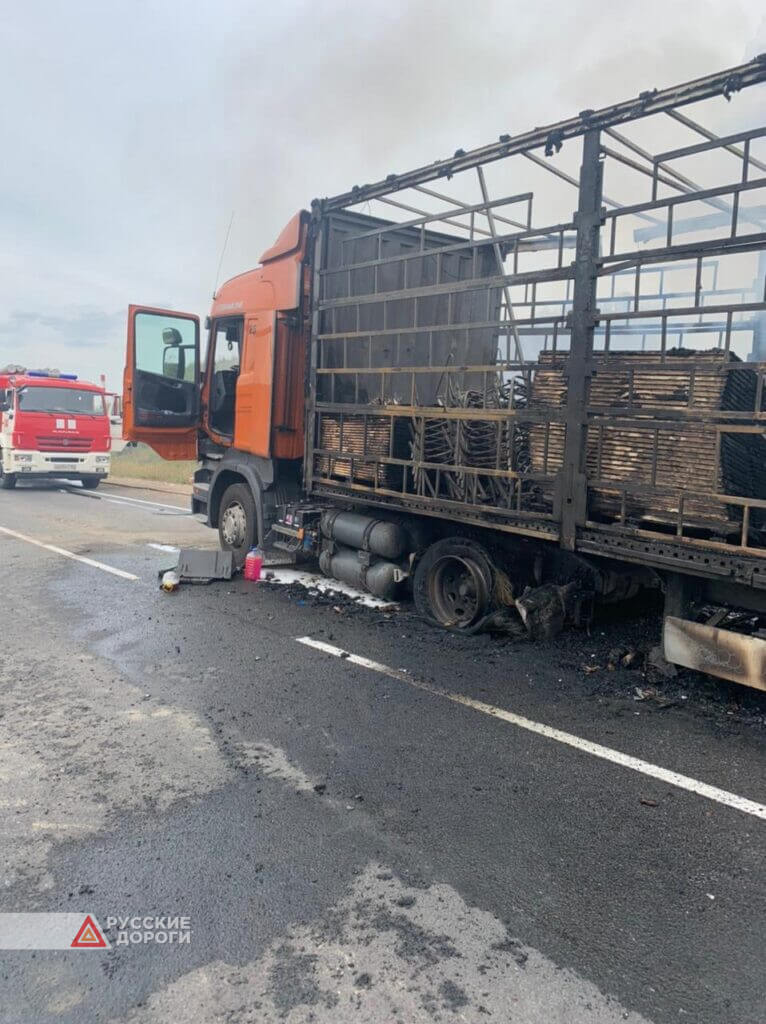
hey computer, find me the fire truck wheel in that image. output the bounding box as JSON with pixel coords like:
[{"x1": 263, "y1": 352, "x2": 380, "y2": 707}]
[
  {"x1": 81, "y1": 476, "x2": 101, "y2": 489},
  {"x1": 0, "y1": 469, "x2": 16, "y2": 489},
  {"x1": 413, "y1": 537, "x2": 494, "y2": 630},
  {"x1": 219, "y1": 482, "x2": 256, "y2": 569}
]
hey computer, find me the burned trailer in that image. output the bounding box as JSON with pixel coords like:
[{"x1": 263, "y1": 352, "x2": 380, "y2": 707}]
[{"x1": 303, "y1": 57, "x2": 766, "y2": 688}]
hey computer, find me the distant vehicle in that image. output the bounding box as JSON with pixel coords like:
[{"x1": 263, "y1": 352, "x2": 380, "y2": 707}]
[
  {"x1": 103, "y1": 390, "x2": 129, "y2": 453},
  {"x1": 0, "y1": 370, "x2": 111, "y2": 489}
]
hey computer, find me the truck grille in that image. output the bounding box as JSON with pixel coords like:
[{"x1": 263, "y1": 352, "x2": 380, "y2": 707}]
[{"x1": 36, "y1": 436, "x2": 93, "y2": 452}]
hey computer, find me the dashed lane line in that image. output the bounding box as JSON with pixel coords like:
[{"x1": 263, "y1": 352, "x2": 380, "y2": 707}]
[
  {"x1": 296, "y1": 636, "x2": 766, "y2": 821},
  {"x1": 0, "y1": 525, "x2": 139, "y2": 581},
  {"x1": 64, "y1": 485, "x2": 190, "y2": 513},
  {"x1": 98, "y1": 491, "x2": 189, "y2": 512}
]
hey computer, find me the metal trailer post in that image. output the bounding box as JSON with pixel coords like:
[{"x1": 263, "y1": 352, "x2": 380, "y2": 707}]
[
  {"x1": 557, "y1": 128, "x2": 603, "y2": 550},
  {"x1": 305, "y1": 210, "x2": 325, "y2": 494},
  {"x1": 750, "y1": 249, "x2": 766, "y2": 361}
]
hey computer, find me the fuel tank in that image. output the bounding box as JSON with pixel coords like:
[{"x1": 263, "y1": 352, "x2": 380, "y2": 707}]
[
  {"x1": 318, "y1": 545, "x2": 405, "y2": 601},
  {"x1": 320, "y1": 510, "x2": 409, "y2": 560}
]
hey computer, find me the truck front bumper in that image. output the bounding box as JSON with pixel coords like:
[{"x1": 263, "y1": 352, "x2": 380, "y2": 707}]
[{"x1": 2, "y1": 449, "x2": 111, "y2": 479}]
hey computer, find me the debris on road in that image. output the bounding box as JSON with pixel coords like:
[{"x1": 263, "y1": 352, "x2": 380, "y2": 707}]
[
  {"x1": 159, "y1": 549, "x2": 234, "y2": 589},
  {"x1": 648, "y1": 646, "x2": 679, "y2": 680},
  {"x1": 176, "y1": 548, "x2": 234, "y2": 583},
  {"x1": 160, "y1": 570, "x2": 180, "y2": 592},
  {"x1": 607, "y1": 647, "x2": 625, "y2": 671}
]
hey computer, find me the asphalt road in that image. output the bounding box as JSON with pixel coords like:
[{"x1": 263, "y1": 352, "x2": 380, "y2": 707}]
[{"x1": 0, "y1": 478, "x2": 764, "y2": 1024}]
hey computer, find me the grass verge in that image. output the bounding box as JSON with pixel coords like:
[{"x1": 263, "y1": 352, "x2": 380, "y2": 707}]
[{"x1": 110, "y1": 444, "x2": 196, "y2": 485}]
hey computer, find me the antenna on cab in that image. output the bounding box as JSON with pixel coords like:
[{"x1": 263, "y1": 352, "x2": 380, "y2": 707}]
[{"x1": 212, "y1": 210, "x2": 235, "y2": 298}]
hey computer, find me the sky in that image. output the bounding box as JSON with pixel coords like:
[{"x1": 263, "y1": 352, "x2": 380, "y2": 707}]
[{"x1": 0, "y1": 0, "x2": 764, "y2": 391}]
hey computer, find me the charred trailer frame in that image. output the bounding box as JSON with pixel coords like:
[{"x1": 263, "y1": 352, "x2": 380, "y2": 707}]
[{"x1": 299, "y1": 56, "x2": 766, "y2": 689}]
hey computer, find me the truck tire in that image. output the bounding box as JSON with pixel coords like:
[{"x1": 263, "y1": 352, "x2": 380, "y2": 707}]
[
  {"x1": 218, "y1": 482, "x2": 256, "y2": 569},
  {"x1": 0, "y1": 468, "x2": 16, "y2": 489},
  {"x1": 81, "y1": 476, "x2": 101, "y2": 490},
  {"x1": 413, "y1": 537, "x2": 494, "y2": 630}
]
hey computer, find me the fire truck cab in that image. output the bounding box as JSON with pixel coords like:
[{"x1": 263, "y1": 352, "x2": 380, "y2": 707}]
[{"x1": 0, "y1": 371, "x2": 112, "y2": 489}]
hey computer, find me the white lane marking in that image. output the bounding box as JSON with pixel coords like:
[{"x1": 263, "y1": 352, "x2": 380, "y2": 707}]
[
  {"x1": 296, "y1": 636, "x2": 766, "y2": 821},
  {"x1": 102, "y1": 499, "x2": 189, "y2": 518},
  {"x1": 96, "y1": 489, "x2": 189, "y2": 512},
  {"x1": 30, "y1": 822, "x2": 91, "y2": 831},
  {"x1": 147, "y1": 543, "x2": 179, "y2": 552},
  {"x1": 0, "y1": 526, "x2": 139, "y2": 581}
]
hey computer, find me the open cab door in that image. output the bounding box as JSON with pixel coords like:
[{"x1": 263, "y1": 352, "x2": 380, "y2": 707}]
[{"x1": 123, "y1": 304, "x2": 200, "y2": 460}]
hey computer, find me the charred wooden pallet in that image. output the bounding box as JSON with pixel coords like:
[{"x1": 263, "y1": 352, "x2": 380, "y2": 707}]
[
  {"x1": 316, "y1": 414, "x2": 408, "y2": 489},
  {"x1": 526, "y1": 350, "x2": 766, "y2": 535}
]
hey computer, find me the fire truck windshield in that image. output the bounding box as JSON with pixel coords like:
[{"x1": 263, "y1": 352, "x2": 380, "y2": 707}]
[{"x1": 17, "y1": 386, "x2": 106, "y2": 416}]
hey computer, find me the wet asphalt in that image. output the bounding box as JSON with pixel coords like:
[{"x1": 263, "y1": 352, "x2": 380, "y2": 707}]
[{"x1": 0, "y1": 480, "x2": 764, "y2": 1024}]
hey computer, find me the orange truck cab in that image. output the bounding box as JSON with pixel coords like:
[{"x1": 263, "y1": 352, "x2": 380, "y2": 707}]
[
  {"x1": 0, "y1": 371, "x2": 111, "y2": 490},
  {"x1": 123, "y1": 211, "x2": 310, "y2": 558}
]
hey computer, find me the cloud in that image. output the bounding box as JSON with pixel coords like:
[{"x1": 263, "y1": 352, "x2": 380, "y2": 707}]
[
  {"x1": 0, "y1": 0, "x2": 763, "y2": 391},
  {"x1": 0, "y1": 308, "x2": 124, "y2": 348}
]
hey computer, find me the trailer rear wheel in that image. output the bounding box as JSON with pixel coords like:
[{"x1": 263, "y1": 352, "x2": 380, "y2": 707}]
[
  {"x1": 218, "y1": 482, "x2": 256, "y2": 569},
  {"x1": 414, "y1": 537, "x2": 493, "y2": 630}
]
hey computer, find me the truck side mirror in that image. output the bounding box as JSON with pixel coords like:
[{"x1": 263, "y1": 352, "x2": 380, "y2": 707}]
[
  {"x1": 162, "y1": 346, "x2": 185, "y2": 380},
  {"x1": 162, "y1": 327, "x2": 184, "y2": 346}
]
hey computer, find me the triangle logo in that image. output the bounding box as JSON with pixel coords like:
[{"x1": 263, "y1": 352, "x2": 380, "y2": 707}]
[{"x1": 71, "y1": 914, "x2": 109, "y2": 949}]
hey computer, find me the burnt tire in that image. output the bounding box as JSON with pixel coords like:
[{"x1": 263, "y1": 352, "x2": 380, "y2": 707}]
[
  {"x1": 218, "y1": 482, "x2": 256, "y2": 570},
  {"x1": 81, "y1": 476, "x2": 101, "y2": 489},
  {"x1": 413, "y1": 537, "x2": 494, "y2": 630}
]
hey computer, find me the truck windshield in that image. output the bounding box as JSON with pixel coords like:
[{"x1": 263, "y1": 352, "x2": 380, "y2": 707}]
[{"x1": 17, "y1": 386, "x2": 106, "y2": 416}]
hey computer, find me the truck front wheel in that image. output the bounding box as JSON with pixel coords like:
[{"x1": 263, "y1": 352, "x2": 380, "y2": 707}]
[
  {"x1": 218, "y1": 482, "x2": 256, "y2": 569},
  {"x1": 81, "y1": 476, "x2": 101, "y2": 490},
  {"x1": 0, "y1": 467, "x2": 17, "y2": 489}
]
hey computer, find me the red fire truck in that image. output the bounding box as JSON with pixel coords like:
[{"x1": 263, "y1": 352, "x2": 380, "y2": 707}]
[{"x1": 0, "y1": 370, "x2": 111, "y2": 489}]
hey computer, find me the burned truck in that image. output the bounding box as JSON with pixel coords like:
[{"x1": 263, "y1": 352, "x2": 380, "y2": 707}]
[{"x1": 124, "y1": 57, "x2": 766, "y2": 688}]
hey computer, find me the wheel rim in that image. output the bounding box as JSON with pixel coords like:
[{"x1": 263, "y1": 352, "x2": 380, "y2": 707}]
[
  {"x1": 221, "y1": 501, "x2": 248, "y2": 547},
  {"x1": 428, "y1": 555, "x2": 489, "y2": 628}
]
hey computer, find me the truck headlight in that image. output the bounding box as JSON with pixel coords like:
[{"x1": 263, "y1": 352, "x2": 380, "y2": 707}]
[
  {"x1": 13, "y1": 453, "x2": 32, "y2": 462},
  {"x1": 95, "y1": 455, "x2": 110, "y2": 463}
]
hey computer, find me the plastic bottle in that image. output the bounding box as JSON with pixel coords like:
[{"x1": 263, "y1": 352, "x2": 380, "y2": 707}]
[
  {"x1": 244, "y1": 547, "x2": 263, "y2": 581},
  {"x1": 161, "y1": 570, "x2": 180, "y2": 592}
]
